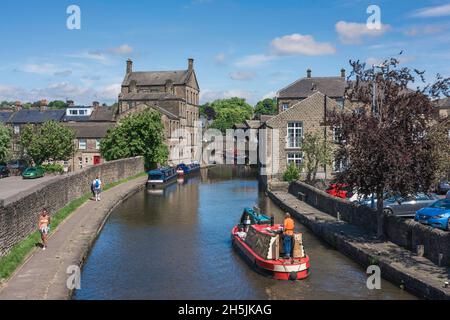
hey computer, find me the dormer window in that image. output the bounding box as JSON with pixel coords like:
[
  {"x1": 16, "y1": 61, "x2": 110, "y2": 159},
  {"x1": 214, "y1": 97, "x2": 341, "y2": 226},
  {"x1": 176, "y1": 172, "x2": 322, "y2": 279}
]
[{"x1": 282, "y1": 103, "x2": 289, "y2": 111}]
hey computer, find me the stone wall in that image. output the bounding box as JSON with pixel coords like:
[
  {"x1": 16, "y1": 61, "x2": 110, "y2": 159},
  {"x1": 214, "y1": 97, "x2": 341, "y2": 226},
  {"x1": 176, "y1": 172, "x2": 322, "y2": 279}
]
[
  {"x1": 0, "y1": 157, "x2": 145, "y2": 257},
  {"x1": 288, "y1": 180, "x2": 450, "y2": 266},
  {"x1": 288, "y1": 181, "x2": 378, "y2": 233}
]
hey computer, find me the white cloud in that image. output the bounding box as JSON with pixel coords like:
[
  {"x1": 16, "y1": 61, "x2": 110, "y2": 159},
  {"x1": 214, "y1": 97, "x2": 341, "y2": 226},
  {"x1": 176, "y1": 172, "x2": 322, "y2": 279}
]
[
  {"x1": 403, "y1": 24, "x2": 446, "y2": 36},
  {"x1": 107, "y1": 44, "x2": 133, "y2": 55},
  {"x1": 270, "y1": 33, "x2": 336, "y2": 56},
  {"x1": 229, "y1": 71, "x2": 256, "y2": 81},
  {"x1": 19, "y1": 64, "x2": 60, "y2": 75},
  {"x1": 200, "y1": 89, "x2": 254, "y2": 103},
  {"x1": 411, "y1": 4, "x2": 450, "y2": 18},
  {"x1": 262, "y1": 91, "x2": 278, "y2": 100},
  {"x1": 235, "y1": 54, "x2": 275, "y2": 68},
  {"x1": 0, "y1": 82, "x2": 120, "y2": 104},
  {"x1": 335, "y1": 21, "x2": 390, "y2": 44},
  {"x1": 214, "y1": 52, "x2": 227, "y2": 65},
  {"x1": 66, "y1": 51, "x2": 110, "y2": 64}
]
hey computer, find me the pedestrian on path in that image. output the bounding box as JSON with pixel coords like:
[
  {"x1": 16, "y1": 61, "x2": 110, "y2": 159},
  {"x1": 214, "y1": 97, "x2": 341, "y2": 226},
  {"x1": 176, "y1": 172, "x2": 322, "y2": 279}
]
[
  {"x1": 38, "y1": 209, "x2": 51, "y2": 250},
  {"x1": 92, "y1": 176, "x2": 102, "y2": 201}
]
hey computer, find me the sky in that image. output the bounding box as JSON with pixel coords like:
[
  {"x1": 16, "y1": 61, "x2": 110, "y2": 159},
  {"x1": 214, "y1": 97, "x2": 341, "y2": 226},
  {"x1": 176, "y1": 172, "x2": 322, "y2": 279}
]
[{"x1": 0, "y1": 0, "x2": 449, "y2": 105}]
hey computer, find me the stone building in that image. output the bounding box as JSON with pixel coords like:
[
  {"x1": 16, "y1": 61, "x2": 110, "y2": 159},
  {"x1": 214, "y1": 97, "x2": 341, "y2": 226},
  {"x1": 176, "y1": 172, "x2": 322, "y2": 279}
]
[
  {"x1": 118, "y1": 58, "x2": 201, "y2": 165},
  {"x1": 258, "y1": 69, "x2": 353, "y2": 182}
]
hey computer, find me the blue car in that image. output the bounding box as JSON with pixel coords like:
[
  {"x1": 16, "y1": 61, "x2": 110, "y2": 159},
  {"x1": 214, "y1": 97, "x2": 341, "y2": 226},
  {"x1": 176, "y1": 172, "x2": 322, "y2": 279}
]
[{"x1": 414, "y1": 199, "x2": 450, "y2": 231}]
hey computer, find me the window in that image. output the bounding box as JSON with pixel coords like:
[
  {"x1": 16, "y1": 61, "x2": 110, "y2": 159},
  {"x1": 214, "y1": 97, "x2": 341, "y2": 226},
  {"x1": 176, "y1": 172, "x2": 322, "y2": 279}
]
[
  {"x1": 282, "y1": 103, "x2": 289, "y2": 111},
  {"x1": 287, "y1": 152, "x2": 303, "y2": 168},
  {"x1": 333, "y1": 126, "x2": 343, "y2": 143},
  {"x1": 287, "y1": 122, "x2": 302, "y2": 148},
  {"x1": 333, "y1": 158, "x2": 348, "y2": 172},
  {"x1": 95, "y1": 139, "x2": 100, "y2": 150},
  {"x1": 14, "y1": 125, "x2": 20, "y2": 134},
  {"x1": 79, "y1": 110, "x2": 86, "y2": 115},
  {"x1": 70, "y1": 110, "x2": 78, "y2": 115},
  {"x1": 78, "y1": 139, "x2": 87, "y2": 150}
]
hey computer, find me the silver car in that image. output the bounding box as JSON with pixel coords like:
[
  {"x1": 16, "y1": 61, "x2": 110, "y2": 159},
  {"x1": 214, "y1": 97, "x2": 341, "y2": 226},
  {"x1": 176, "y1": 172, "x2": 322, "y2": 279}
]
[{"x1": 362, "y1": 193, "x2": 439, "y2": 217}]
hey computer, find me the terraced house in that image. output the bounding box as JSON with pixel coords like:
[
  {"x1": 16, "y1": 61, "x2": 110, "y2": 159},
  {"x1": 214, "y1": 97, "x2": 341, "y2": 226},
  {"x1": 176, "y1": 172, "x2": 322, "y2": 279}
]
[{"x1": 118, "y1": 58, "x2": 201, "y2": 165}]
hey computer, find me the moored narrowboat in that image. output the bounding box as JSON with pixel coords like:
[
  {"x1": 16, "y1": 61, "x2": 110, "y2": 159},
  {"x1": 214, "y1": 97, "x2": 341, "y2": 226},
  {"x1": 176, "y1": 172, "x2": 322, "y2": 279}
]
[
  {"x1": 232, "y1": 208, "x2": 310, "y2": 281},
  {"x1": 146, "y1": 166, "x2": 177, "y2": 189},
  {"x1": 176, "y1": 161, "x2": 201, "y2": 176}
]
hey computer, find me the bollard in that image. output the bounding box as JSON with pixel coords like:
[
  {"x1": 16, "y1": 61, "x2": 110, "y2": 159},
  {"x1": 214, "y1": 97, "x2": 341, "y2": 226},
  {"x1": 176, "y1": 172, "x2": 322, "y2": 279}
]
[
  {"x1": 438, "y1": 253, "x2": 444, "y2": 267},
  {"x1": 337, "y1": 212, "x2": 341, "y2": 221},
  {"x1": 417, "y1": 245, "x2": 424, "y2": 257}
]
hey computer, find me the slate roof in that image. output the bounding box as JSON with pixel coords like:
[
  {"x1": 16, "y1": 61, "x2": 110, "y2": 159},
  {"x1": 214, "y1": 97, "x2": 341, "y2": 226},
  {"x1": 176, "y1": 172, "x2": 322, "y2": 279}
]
[
  {"x1": 89, "y1": 106, "x2": 115, "y2": 122},
  {"x1": 8, "y1": 109, "x2": 65, "y2": 124},
  {"x1": 435, "y1": 97, "x2": 450, "y2": 109},
  {"x1": 278, "y1": 76, "x2": 347, "y2": 99},
  {"x1": 0, "y1": 112, "x2": 13, "y2": 124},
  {"x1": 65, "y1": 122, "x2": 115, "y2": 139},
  {"x1": 122, "y1": 70, "x2": 192, "y2": 86},
  {"x1": 120, "y1": 92, "x2": 183, "y2": 101}
]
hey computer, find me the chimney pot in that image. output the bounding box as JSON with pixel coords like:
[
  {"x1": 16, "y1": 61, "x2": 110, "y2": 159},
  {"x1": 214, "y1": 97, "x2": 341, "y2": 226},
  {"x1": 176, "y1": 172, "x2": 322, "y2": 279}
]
[
  {"x1": 307, "y1": 69, "x2": 312, "y2": 78},
  {"x1": 126, "y1": 59, "x2": 133, "y2": 74}
]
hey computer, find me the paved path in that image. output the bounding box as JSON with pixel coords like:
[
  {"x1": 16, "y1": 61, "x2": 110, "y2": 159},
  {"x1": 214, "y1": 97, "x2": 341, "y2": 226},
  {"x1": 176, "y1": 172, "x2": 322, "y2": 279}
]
[
  {"x1": 0, "y1": 176, "x2": 147, "y2": 300},
  {"x1": 270, "y1": 190, "x2": 450, "y2": 300}
]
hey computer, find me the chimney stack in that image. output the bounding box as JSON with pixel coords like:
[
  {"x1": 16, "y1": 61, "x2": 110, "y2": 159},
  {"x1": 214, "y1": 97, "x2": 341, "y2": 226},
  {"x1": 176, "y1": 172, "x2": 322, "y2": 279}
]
[
  {"x1": 14, "y1": 101, "x2": 22, "y2": 111},
  {"x1": 92, "y1": 101, "x2": 100, "y2": 108},
  {"x1": 66, "y1": 100, "x2": 75, "y2": 107},
  {"x1": 307, "y1": 69, "x2": 312, "y2": 78},
  {"x1": 39, "y1": 99, "x2": 48, "y2": 112},
  {"x1": 126, "y1": 59, "x2": 133, "y2": 74},
  {"x1": 341, "y1": 68, "x2": 346, "y2": 78},
  {"x1": 188, "y1": 58, "x2": 194, "y2": 71}
]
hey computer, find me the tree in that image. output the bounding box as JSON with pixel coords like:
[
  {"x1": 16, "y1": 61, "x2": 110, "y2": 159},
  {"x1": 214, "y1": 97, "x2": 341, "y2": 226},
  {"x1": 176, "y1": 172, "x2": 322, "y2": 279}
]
[
  {"x1": 302, "y1": 131, "x2": 334, "y2": 182},
  {"x1": 283, "y1": 163, "x2": 301, "y2": 183},
  {"x1": 20, "y1": 121, "x2": 75, "y2": 165},
  {"x1": 0, "y1": 123, "x2": 11, "y2": 162},
  {"x1": 100, "y1": 109, "x2": 168, "y2": 169},
  {"x1": 199, "y1": 103, "x2": 216, "y2": 120},
  {"x1": 208, "y1": 98, "x2": 254, "y2": 132},
  {"x1": 48, "y1": 100, "x2": 68, "y2": 109},
  {"x1": 254, "y1": 98, "x2": 277, "y2": 118},
  {"x1": 329, "y1": 57, "x2": 450, "y2": 238}
]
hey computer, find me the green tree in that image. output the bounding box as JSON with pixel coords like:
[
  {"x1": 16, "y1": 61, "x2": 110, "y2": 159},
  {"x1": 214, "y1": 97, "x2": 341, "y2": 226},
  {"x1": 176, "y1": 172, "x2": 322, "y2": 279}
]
[
  {"x1": 254, "y1": 98, "x2": 277, "y2": 118},
  {"x1": 302, "y1": 131, "x2": 334, "y2": 182},
  {"x1": 20, "y1": 121, "x2": 75, "y2": 165},
  {"x1": 283, "y1": 163, "x2": 301, "y2": 183},
  {"x1": 0, "y1": 123, "x2": 11, "y2": 162},
  {"x1": 208, "y1": 98, "x2": 254, "y2": 132},
  {"x1": 48, "y1": 100, "x2": 68, "y2": 109},
  {"x1": 100, "y1": 110, "x2": 168, "y2": 169}
]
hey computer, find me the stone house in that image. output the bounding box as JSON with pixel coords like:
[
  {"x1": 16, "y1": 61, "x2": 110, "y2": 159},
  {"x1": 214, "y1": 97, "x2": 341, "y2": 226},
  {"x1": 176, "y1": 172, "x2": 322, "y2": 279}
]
[
  {"x1": 259, "y1": 92, "x2": 346, "y2": 182},
  {"x1": 118, "y1": 58, "x2": 201, "y2": 165}
]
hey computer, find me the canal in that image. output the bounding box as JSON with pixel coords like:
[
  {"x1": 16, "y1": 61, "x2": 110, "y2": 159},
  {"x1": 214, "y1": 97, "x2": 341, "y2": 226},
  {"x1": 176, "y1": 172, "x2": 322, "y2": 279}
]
[{"x1": 74, "y1": 166, "x2": 416, "y2": 300}]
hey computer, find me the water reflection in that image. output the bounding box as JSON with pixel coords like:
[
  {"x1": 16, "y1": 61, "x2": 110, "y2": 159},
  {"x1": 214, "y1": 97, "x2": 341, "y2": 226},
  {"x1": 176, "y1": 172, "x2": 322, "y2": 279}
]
[{"x1": 74, "y1": 166, "x2": 416, "y2": 300}]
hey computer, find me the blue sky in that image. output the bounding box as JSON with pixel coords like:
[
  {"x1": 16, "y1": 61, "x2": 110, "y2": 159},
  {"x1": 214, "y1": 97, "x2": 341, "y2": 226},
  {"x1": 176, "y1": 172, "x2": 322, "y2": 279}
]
[{"x1": 0, "y1": 0, "x2": 449, "y2": 105}]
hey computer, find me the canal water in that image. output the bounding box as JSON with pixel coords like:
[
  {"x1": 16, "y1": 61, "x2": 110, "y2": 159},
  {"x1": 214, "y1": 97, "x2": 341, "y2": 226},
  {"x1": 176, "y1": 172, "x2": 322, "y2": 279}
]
[{"x1": 74, "y1": 166, "x2": 415, "y2": 300}]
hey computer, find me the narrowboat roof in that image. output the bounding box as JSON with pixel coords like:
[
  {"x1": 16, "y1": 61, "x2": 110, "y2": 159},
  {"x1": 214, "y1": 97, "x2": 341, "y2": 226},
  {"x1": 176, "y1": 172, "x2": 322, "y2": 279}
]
[
  {"x1": 148, "y1": 167, "x2": 174, "y2": 175},
  {"x1": 243, "y1": 207, "x2": 271, "y2": 223}
]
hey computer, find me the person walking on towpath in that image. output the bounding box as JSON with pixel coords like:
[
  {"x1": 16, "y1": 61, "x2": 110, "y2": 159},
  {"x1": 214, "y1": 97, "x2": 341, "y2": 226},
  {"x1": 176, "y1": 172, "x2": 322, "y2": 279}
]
[
  {"x1": 283, "y1": 212, "x2": 295, "y2": 259},
  {"x1": 92, "y1": 176, "x2": 102, "y2": 201},
  {"x1": 38, "y1": 209, "x2": 51, "y2": 250}
]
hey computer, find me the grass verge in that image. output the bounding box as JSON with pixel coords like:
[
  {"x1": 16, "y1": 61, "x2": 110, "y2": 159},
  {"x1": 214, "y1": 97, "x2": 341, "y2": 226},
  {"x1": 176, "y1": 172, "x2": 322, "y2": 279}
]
[{"x1": 0, "y1": 172, "x2": 146, "y2": 281}]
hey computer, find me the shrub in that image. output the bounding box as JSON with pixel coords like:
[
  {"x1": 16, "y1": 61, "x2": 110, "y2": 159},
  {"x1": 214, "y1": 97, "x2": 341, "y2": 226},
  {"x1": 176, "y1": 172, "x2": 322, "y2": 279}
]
[
  {"x1": 41, "y1": 163, "x2": 64, "y2": 174},
  {"x1": 283, "y1": 163, "x2": 300, "y2": 183}
]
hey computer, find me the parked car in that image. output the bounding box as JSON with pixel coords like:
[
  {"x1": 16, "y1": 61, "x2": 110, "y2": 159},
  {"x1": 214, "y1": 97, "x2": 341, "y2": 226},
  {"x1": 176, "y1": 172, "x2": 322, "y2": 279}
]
[
  {"x1": 22, "y1": 167, "x2": 45, "y2": 179},
  {"x1": 8, "y1": 159, "x2": 28, "y2": 174},
  {"x1": 437, "y1": 180, "x2": 450, "y2": 195},
  {"x1": 326, "y1": 183, "x2": 353, "y2": 199},
  {"x1": 415, "y1": 199, "x2": 450, "y2": 231},
  {"x1": 363, "y1": 193, "x2": 439, "y2": 218},
  {"x1": 0, "y1": 163, "x2": 10, "y2": 178}
]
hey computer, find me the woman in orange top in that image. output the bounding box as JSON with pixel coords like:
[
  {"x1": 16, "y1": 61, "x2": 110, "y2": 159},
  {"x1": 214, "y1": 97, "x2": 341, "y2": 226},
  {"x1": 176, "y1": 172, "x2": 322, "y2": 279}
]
[
  {"x1": 283, "y1": 212, "x2": 295, "y2": 259},
  {"x1": 38, "y1": 209, "x2": 51, "y2": 250}
]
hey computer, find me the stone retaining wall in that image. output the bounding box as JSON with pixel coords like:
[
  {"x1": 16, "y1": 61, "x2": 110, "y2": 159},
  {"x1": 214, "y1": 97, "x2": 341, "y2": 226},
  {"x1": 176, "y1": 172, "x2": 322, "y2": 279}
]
[
  {"x1": 287, "y1": 181, "x2": 450, "y2": 266},
  {"x1": 0, "y1": 157, "x2": 145, "y2": 257}
]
